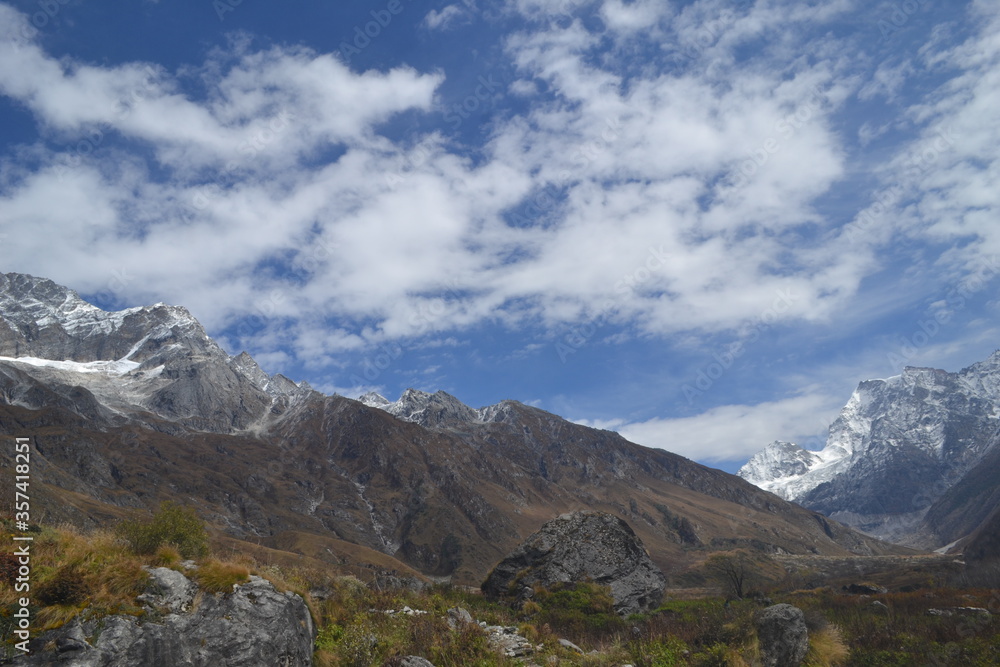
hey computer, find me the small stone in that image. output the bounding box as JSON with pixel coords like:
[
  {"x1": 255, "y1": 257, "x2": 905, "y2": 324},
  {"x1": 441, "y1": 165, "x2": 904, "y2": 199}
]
[
  {"x1": 446, "y1": 606, "x2": 474, "y2": 629},
  {"x1": 398, "y1": 657, "x2": 435, "y2": 667}
]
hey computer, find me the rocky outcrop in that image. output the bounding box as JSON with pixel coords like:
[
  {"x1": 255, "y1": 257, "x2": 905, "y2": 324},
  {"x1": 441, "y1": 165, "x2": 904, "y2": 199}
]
[
  {"x1": 756, "y1": 603, "x2": 809, "y2": 667},
  {"x1": 481, "y1": 511, "x2": 666, "y2": 616},
  {"x1": 12, "y1": 569, "x2": 314, "y2": 666}
]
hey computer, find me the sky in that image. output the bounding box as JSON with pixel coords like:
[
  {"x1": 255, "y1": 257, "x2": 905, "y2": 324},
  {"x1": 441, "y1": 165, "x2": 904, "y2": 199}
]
[{"x1": 0, "y1": 0, "x2": 998, "y2": 473}]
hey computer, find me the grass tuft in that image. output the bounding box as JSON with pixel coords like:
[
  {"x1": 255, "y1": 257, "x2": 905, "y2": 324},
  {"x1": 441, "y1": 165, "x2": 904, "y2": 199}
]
[
  {"x1": 193, "y1": 559, "x2": 251, "y2": 594},
  {"x1": 805, "y1": 624, "x2": 850, "y2": 666}
]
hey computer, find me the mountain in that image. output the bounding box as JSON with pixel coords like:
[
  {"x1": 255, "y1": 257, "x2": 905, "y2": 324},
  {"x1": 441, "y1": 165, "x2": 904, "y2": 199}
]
[
  {"x1": 0, "y1": 272, "x2": 907, "y2": 585},
  {"x1": 739, "y1": 355, "x2": 1000, "y2": 549}
]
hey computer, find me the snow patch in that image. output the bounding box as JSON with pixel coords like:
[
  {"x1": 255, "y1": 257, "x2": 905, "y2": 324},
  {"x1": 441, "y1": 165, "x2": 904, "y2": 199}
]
[{"x1": 0, "y1": 356, "x2": 140, "y2": 375}]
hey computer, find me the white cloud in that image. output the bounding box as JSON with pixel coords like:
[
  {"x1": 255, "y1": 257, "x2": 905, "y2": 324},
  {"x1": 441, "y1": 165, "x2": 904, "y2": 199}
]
[
  {"x1": 0, "y1": 0, "x2": 997, "y2": 394},
  {"x1": 423, "y1": 5, "x2": 469, "y2": 30},
  {"x1": 616, "y1": 392, "x2": 843, "y2": 463}
]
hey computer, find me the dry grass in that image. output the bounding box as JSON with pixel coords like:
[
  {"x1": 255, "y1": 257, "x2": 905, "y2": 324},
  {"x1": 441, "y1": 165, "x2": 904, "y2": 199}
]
[
  {"x1": 192, "y1": 559, "x2": 251, "y2": 594},
  {"x1": 805, "y1": 624, "x2": 850, "y2": 666},
  {"x1": 0, "y1": 522, "x2": 149, "y2": 633},
  {"x1": 153, "y1": 544, "x2": 182, "y2": 567}
]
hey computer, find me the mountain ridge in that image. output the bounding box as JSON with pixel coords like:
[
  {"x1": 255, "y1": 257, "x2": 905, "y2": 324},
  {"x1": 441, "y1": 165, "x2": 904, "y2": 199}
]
[{"x1": 0, "y1": 272, "x2": 910, "y2": 584}]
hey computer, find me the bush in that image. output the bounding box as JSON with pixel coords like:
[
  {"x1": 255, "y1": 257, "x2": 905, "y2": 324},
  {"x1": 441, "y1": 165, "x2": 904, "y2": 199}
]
[
  {"x1": 116, "y1": 501, "x2": 209, "y2": 558},
  {"x1": 36, "y1": 565, "x2": 89, "y2": 606},
  {"x1": 533, "y1": 582, "x2": 626, "y2": 639}
]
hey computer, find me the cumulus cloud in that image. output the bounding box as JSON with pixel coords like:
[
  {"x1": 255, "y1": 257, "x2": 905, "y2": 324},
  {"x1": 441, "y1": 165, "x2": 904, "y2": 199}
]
[{"x1": 0, "y1": 0, "x2": 997, "y2": 467}]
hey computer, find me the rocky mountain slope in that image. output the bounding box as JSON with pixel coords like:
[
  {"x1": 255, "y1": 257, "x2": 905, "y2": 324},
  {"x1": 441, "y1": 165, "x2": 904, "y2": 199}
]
[
  {"x1": 739, "y1": 355, "x2": 1000, "y2": 549},
  {"x1": 0, "y1": 272, "x2": 907, "y2": 585}
]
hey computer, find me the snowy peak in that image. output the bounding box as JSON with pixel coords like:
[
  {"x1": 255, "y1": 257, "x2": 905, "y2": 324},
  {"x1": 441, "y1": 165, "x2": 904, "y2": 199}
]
[
  {"x1": 0, "y1": 272, "x2": 210, "y2": 364},
  {"x1": 0, "y1": 273, "x2": 309, "y2": 433},
  {"x1": 738, "y1": 441, "x2": 820, "y2": 485},
  {"x1": 359, "y1": 391, "x2": 391, "y2": 408},
  {"x1": 360, "y1": 388, "x2": 526, "y2": 428},
  {"x1": 361, "y1": 388, "x2": 480, "y2": 427},
  {"x1": 740, "y1": 353, "x2": 1000, "y2": 547}
]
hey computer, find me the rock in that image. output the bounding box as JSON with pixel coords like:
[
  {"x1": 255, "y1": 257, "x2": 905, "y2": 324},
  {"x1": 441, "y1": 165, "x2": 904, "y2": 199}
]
[
  {"x1": 447, "y1": 606, "x2": 474, "y2": 629},
  {"x1": 397, "y1": 658, "x2": 436, "y2": 667},
  {"x1": 844, "y1": 583, "x2": 888, "y2": 595},
  {"x1": 481, "y1": 511, "x2": 666, "y2": 616},
  {"x1": 136, "y1": 566, "x2": 198, "y2": 613},
  {"x1": 757, "y1": 603, "x2": 809, "y2": 667},
  {"x1": 872, "y1": 600, "x2": 889, "y2": 611},
  {"x1": 485, "y1": 625, "x2": 534, "y2": 658},
  {"x1": 558, "y1": 638, "x2": 584, "y2": 654},
  {"x1": 928, "y1": 606, "x2": 991, "y2": 617},
  {"x1": 11, "y1": 573, "x2": 314, "y2": 666}
]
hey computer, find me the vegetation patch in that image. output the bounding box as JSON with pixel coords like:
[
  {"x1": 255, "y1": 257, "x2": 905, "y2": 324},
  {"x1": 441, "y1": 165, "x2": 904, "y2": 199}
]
[
  {"x1": 193, "y1": 559, "x2": 251, "y2": 594},
  {"x1": 116, "y1": 501, "x2": 209, "y2": 559}
]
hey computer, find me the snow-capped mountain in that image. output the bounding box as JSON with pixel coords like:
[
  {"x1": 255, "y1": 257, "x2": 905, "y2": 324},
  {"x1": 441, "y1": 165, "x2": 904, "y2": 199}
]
[
  {"x1": 0, "y1": 272, "x2": 310, "y2": 433},
  {"x1": 360, "y1": 388, "x2": 520, "y2": 428},
  {"x1": 0, "y1": 271, "x2": 907, "y2": 585},
  {"x1": 739, "y1": 355, "x2": 1000, "y2": 547}
]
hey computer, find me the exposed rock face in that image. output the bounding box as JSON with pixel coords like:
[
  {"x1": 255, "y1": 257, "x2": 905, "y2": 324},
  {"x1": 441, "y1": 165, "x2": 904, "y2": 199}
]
[
  {"x1": 0, "y1": 271, "x2": 311, "y2": 433},
  {"x1": 361, "y1": 389, "x2": 482, "y2": 428},
  {"x1": 739, "y1": 354, "x2": 1000, "y2": 548},
  {"x1": 756, "y1": 603, "x2": 809, "y2": 667},
  {"x1": 481, "y1": 511, "x2": 666, "y2": 616},
  {"x1": 13, "y1": 571, "x2": 314, "y2": 666}
]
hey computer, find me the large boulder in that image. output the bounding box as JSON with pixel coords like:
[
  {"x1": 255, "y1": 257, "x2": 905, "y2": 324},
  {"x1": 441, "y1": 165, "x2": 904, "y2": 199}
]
[
  {"x1": 757, "y1": 603, "x2": 809, "y2": 667},
  {"x1": 12, "y1": 571, "x2": 314, "y2": 666},
  {"x1": 481, "y1": 511, "x2": 665, "y2": 615}
]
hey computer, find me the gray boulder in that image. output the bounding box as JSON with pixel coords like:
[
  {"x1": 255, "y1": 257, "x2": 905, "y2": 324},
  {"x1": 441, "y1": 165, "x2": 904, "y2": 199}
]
[
  {"x1": 397, "y1": 658, "x2": 435, "y2": 667},
  {"x1": 481, "y1": 511, "x2": 666, "y2": 616},
  {"x1": 757, "y1": 603, "x2": 809, "y2": 667},
  {"x1": 13, "y1": 572, "x2": 314, "y2": 666}
]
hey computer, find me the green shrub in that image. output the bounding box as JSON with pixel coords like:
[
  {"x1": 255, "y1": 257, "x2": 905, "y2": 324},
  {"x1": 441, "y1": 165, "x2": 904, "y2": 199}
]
[
  {"x1": 637, "y1": 636, "x2": 689, "y2": 666},
  {"x1": 315, "y1": 623, "x2": 345, "y2": 652},
  {"x1": 116, "y1": 501, "x2": 209, "y2": 558},
  {"x1": 534, "y1": 581, "x2": 626, "y2": 639}
]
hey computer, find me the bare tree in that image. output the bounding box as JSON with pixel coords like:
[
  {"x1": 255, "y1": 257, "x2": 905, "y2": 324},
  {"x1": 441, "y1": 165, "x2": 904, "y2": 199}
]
[{"x1": 705, "y1": 550, "x2": 759, "y2": 599}]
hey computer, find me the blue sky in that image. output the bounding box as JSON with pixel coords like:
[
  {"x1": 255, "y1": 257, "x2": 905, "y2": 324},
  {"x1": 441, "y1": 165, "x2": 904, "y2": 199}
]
[{"x1": 1, "y1": 0, "x2": 998, "y2": 472}]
